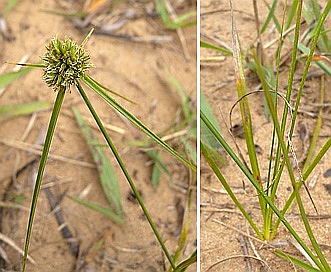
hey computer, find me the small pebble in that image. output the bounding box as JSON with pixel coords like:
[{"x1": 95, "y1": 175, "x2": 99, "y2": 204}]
[
  {"x1": 323, "y1": 168, "x2": 331, "y2": 178},
  {"x1": 323, "y1": 184, "x2": 331, "y2": 195}
]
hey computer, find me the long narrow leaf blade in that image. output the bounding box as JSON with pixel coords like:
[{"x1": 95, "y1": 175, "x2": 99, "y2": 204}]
[
  {"x1": 260, "y1": 0, "x2": 280, "y2": 33},
  {"x1": 3, "y1": 0, "x2": 20, "y2": 15},
  {"x1": 154, "y1": 0, "x2": 196, "y2": 29},
  {"x1": 0, "y1": 68, "x2": 32, "y2": 89},
  {"x1": 200, "y1": 41, "x2": 233, "y2": 56},
  {"x1": 0, "y1": 101, "x2": 50, "y2": 122},
  {"x1": 145, "y1": 150, "x2": 170, "y2": 187},
  {"x1": 201, "y1": 141, "x2": 262, "y2": 238},
  {"x1": 274, "y1": 250, "x2": 320, "y2": 272},
  {"x1": 69, "y1": 196, "x2": 124, "y2": 224},
  {"x1": 73, "y1": 107, "x2": 124, "y2": 216},
  {"x1": 200, "y1": 91, "x2": 227, "y2": 167},
  {"x1": 81, "y1": 75, "x2": 196, "y2": 172},
  {"x1": 173, "y1": 250, "x2": 197, "y2": 272}
]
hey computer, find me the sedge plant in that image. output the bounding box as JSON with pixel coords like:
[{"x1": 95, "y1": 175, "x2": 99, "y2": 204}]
[
  {"x1": 10, "y1": 29, "x2": 196, "y2": 271},
  {"x1": 201, "y1": 0, "x2": 331, "y2": 270}
]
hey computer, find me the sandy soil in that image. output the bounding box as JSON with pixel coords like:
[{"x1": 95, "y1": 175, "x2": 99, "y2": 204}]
[
  {"x1": 0, "y1": 1, "x2": 196, "y2": 271},
  {"x1": 201, "y1": 0, "x2": 331, "y2": 271}
]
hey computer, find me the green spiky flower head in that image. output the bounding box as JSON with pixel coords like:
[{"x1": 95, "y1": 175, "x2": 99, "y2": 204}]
[{"x1": 41, "y1": 34, "x2": 92, "y2": 92}]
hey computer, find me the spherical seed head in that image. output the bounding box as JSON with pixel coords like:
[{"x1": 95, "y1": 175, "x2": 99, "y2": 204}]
[{"x1": 41, "y1": 36, "x2": 91, "y2": 92}]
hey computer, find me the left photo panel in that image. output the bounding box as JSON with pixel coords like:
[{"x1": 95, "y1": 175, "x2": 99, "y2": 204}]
[{"x1": 0, "y1": 1, "x2": 197, "y2": 271}]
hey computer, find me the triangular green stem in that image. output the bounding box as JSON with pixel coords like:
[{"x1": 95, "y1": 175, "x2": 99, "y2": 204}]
[{"x1": 22, "y1": 88, "x2": 66, "y2": 272}]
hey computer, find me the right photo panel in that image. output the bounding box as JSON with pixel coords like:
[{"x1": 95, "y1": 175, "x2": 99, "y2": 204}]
[{"x1": 200, "y1": 0, "x2": 331, "y2": 271}]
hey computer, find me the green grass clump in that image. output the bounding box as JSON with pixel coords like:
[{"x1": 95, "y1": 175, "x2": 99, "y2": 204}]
[{"x1": 201, "y1": 0, "x2": 331, "y2": 270}]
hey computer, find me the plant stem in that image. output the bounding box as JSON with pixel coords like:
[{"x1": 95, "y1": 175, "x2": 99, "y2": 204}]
[
  {"x1": 75, "y1": 80, "x2": 176, "y2": 269},
  {"x1": 22, "y1": 88, "x2": 66, "y2": 272}
]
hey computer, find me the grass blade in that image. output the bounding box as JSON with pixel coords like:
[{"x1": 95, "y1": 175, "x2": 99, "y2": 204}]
[
  {"x1": 271, "y1": 136, "x2": 331, "y2": 239},
  {"x1": 81, "y1": 74, "x2": 196, "y2": 172},
  {"x1": 297, "y1": 195, "x2": 330, "y2": 270},
  {"x1": 303, "y1": 0, "x2": 331, "y2": 52},
  {"x1": 274, "y1": 250, "x2": 321, "y2": 272},
  {"x1": 145, "y1": 150, "x2": 170, "y2": 187},
  {"x1": 173, "y1": 250, "x2": 197, "y2": 272},
  {"x1": 22, "y1": 88, "x2": 66, "y2": 271},
  {"x1": 0, "y1": 101, "x2": 50, "y2": 122},
  {"x1": 200, "y1": 91, "x2": 227, "y2": 167},
  {"x1": 260, "y1": 0, "x2": 280, "y2": 33},
  {"x1": 201, "y1": 141, "x2": 263, "y2": 238},
  {"x1": 303, "y1": 76, "x2": 324, "y2": 171},
  {"x1": 0, "y1": 68, "x2": 32, "y2": 89},
  {"x1": 286, "y1": 0, "x2": 299, "y2": 29},
  {"x1": 3, "y1": 0, "x2": 20, "y2": 16},
  {"x1": 69, "y1": 196, "x2": 124, "y2": 224},
  {"x1": 179, "y1": 134, "x2": 196, "y2": 164},
  {"x1": 154, "y1": 0, "x2": 196, "y2": 29},
  {"x1": 82, "y1": 75, "x2": 136, "y2": 104},
  {"x1": 168, "y1": 74, "x2": 194, "y2": 124},
  {"x1": 200, "y1": 41, "x2": 233, "y2": 56},
  {"x1": 72, "y1": 107, "x2": 124, "y2": 216},
  {"x1": 151, "y1": 158, "x2": 161, "y2": 187},
  {"x1": 303, "y1": 137, "x2": 331, "y2": 181},
  {"x1": 169, "y1": 183, "x2": 194, "y2": 270}
]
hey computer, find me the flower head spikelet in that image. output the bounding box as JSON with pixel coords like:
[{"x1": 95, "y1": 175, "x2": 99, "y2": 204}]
[{"x1": 41, "y1": 29, "x2": 93, "y2": 92}]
